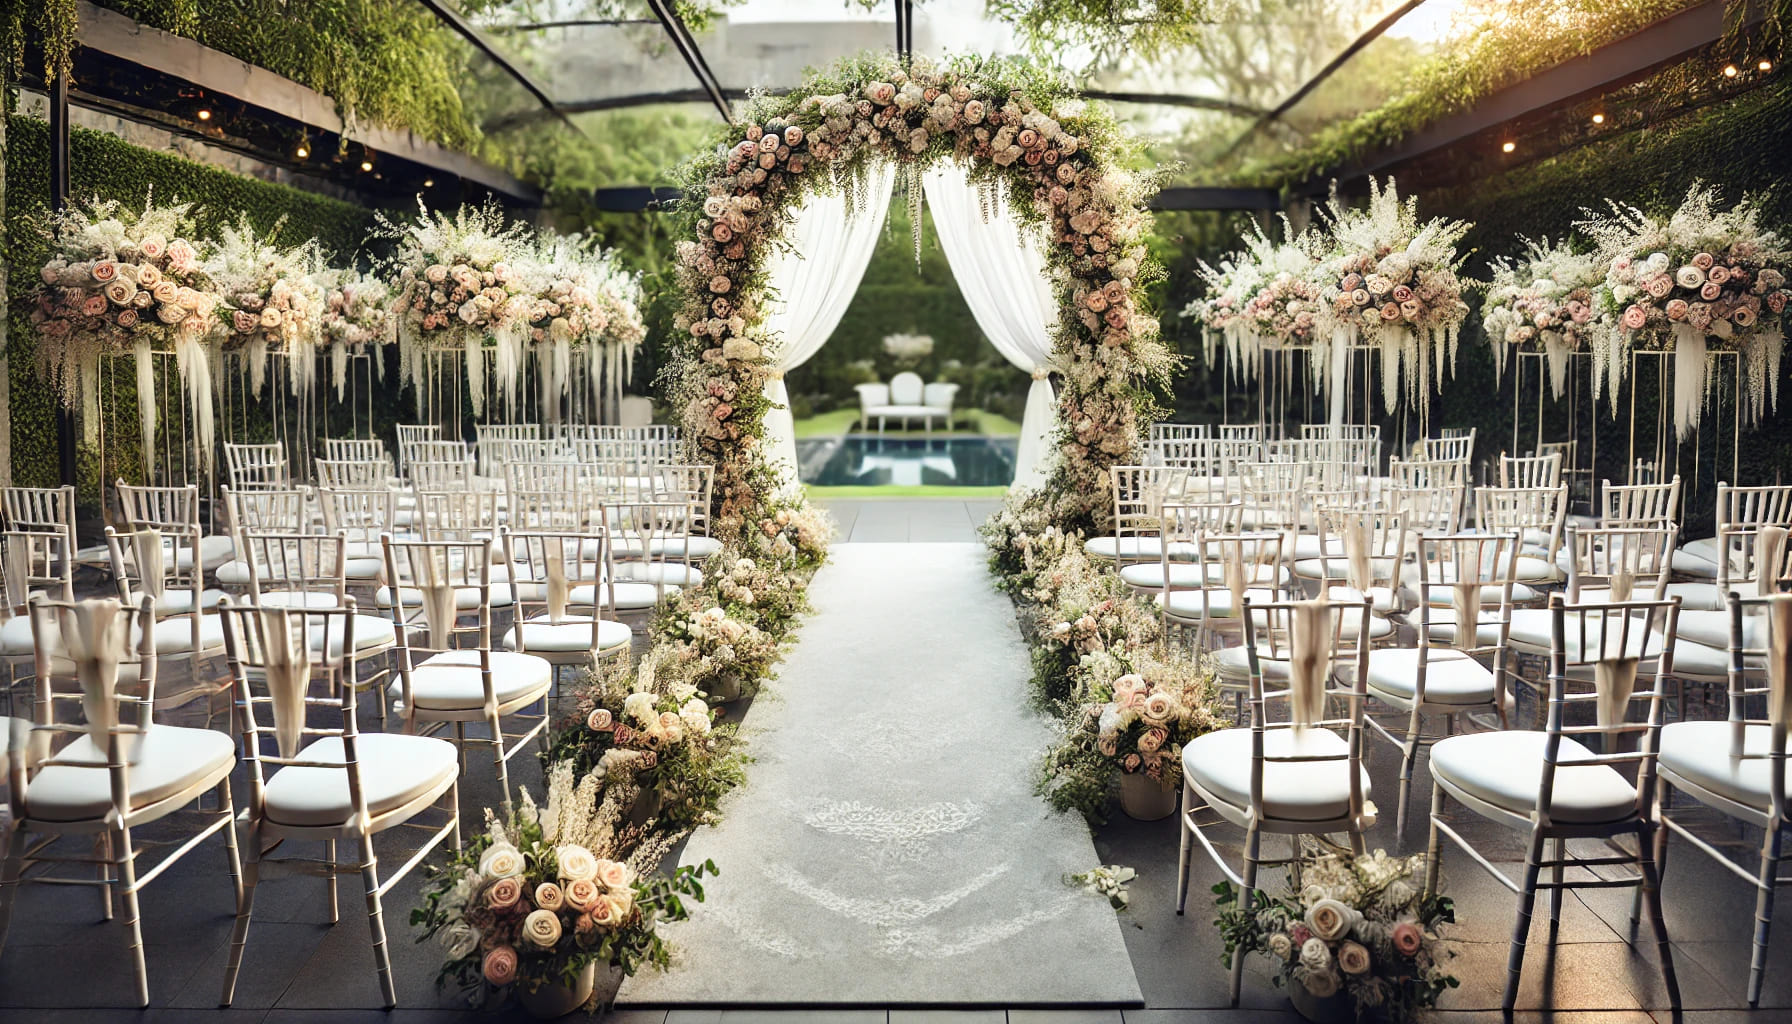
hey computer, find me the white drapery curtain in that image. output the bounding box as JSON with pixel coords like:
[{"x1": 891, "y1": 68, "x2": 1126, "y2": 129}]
[
  {"x1": 760, "y1": 160, "x2": 897, "y2": 490},
  {"x1": 921, "y1": 162, "x2": 1060, "y2": 491}
]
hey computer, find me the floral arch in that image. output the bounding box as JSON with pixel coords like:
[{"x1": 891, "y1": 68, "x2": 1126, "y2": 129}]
[{"x1": 670, "y1": 53, "x2": 1171, "y2": 540}]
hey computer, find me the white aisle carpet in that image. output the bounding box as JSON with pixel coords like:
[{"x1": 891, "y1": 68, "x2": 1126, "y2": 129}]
[{"x1": 621, "y1": 542, "x2": 1144, "y2": 1006}]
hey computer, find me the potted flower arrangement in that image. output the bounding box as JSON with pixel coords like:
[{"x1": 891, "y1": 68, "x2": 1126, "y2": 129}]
[
  {"x1": 1480, "y1": 238, "x2": 1605, "y2": 400},
  {"x1": 1224, "y1": 218, "x2": 1327, "y2": 385},
  {"x1": 30, "y1": 194, "x2": 218, "y2": 467},
  {"x1": 207, "y1": 215, "x2": 326, "y2": 398},
  {"x1": 1313, "y1": 177, "x2": 1472, "y2": 419},
  {"x1": 1583, "y1": 182, "x2": 1790, "y2": 437},
  {"x1": 521, "y1": 235, "x2": 647, "y2": 422},
  {"x1": 1214, "y1": 847, "x2": 1457, "y2": 1024},
  {"x1": 377, "y1": 198, "x2": 534, "y2": 416},
  {"x1": 412, "y1": 762, "x2": 714, "y2": 1017},
  {"x1": 649, "y1": 599, "x2": 780, "y2": 704},
  {"x1": 1037, "y1": 648, "x2": 1223, "y2": 821},
  {"x1": 547, "y1": 668, "x2": 745, "y2": 829},
  {"x1": 316, "y1": 267, "x2": 394, "y2": 399}
]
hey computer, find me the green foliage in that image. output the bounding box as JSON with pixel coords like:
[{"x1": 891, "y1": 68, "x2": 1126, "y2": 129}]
[
  {"x1": 5, "y1": 115, "x2": 378, "y2": 499},
  {"x1": 979, "y1": 0, "x2": 1224, "y2": 64}
]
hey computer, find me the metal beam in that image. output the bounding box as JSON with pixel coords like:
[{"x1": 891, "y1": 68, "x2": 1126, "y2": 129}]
[
  {"x1": 490, "y1": 18, "x2": 655, "y2": 33},
  {"x1": 1151, "y1": 187, "x2": 1280, "y2": 211},
  {"x1": 1220, "y1": 0, "x2": 1430, "y2": 161},
  {"x1": 1082, "y1": 90, "x2": 1264, "y2": 119},
  {"x1": 1300, "y1": 0, "x2": 1759, "y2": 194},
  {"x1": 413, "y1": 0, "x2": 579, "y2": 133},
  {"x1": 644, "y1": 0, "x2": 733, "y2": 124},
  {"x1": 48, "y1": 74, "x2": 78, "y2": 488}
]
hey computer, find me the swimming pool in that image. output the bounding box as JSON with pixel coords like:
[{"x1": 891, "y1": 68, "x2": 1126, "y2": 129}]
[{"x1": 797, "y1": 436, "x2": 1017, "y2": 487}]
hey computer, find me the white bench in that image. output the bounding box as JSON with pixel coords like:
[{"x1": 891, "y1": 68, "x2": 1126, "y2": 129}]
[{"x1": 855, "y1": 372, "x2": 959, "y2": 434}]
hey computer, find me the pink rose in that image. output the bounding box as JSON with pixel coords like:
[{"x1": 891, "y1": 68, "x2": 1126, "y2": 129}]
[
  {"x1": 1769, "y1": 292, "x2": 1787, "y2": 314},
  {"x1": 1708, "y1": 264, "x2": 1732, "y2": 285},
  {"x1": 565, "y1": 877, "x2": 601, "y2": 911},
  {"x1": 713, "y1": 403, "x2": 733, "y2": 420},
  {"x1": 1084, "y1": 291, "x2": 1108, "y2": 313},
  {"x1": 115, "y1": 308, "x2": 139, "y2": 328},
  {"x1": 1692, "y1": 252, "x2": 1715, "y2": 270},
  {"x1": 1351, "y1": 288, "x2": 1371, "y2": 307},
  {"x1": 82, "y1": 295, "x2": 108, "y2": 317},
  {"x1": 712, "y1": 222, "x2": 734, "y2": 243},
  {"x1": 1018, "y1": 128, "x2": 1039, "y2": 148},
  {"x1": 587, "y1": 708, "x2": 613, "y2": 731},
  {"x1": 486, "y1": 877, "x2": 523, "y2": 912},
  {"x1": 598, "y1": 860, "x2": 634, "y2": 889},
  {"x1": 708, "y1": 275, "x2": 732, "y2": 295},
  {"x1": 1097, "y1": 735, "x2": 1118, "y2": 757},
  {"x1": 233, "y1": 310, "x2": 259, "y2": 333},
  {"x1": 1665, "y1": 299, "x2": 1689, "y2": 321},
  {"x1": 90, "y1": 261, "x2": 118, "y2": 282},
  {"x1": 139, "y1": 238, "x2": 164, "y2": 260},
  {"x1": 1621, "y1": 305, "x2": 1648, "y2": 330},
  {"x1": 1646, "y1": 274, "x2": 1674, "y2": 299},
  {"x1": 1122, "y1": 753, "x2": 1141, "y2": 772},
  {"x1": 783, "y1": 125, "x2": 804, "y2": 147},
  {"x1": 166, "y1": 239, "x2": 196, "y2": 266},
  {"x1": 588, "y1": 897, "x2": 616, "y2": 925},
  {"x1": 482, "y1": 946, "x2": 518, "y2": 986},
  {"x1": 425, "y1": 265, "x2": 448, "y2": 283},
  {"x1": 1701, "y1": 281, "x2": 1722, "y2": 301},
  {"x1": 1391, "y1": 921, "x2": 1424, "y2": 956},
  {"x1": 152, "y1": 281, "x2": 179, "y2": 304},
  {"x1": 963, "y1": 100, "x2": 986, "y2": 124},
  {"x1": 1392, "y1": 284, "x2": 1414, "y2": 303},
  {"x1": 1380, "y1": 302, "x2": 1401, "y2": 321}
]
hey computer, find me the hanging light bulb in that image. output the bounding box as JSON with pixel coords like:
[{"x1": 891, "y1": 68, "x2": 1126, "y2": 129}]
[
  {"x1": 360, "y1": 159, "x2": 374, "y2": 172},
  {"x1": 1761, "y1": 59, "x2": 1775, "y2": 72},
  {"x1": 1724, "y1": 64, "x2": 1739, "y2": 77},
  {"x1": 1501, "y1": 140, "x2": 1516, "y2": 153},
  {"x1": 196, "y1": 108, "x2": 212, "y2": 121},
  {"x1": 294, "y1": 143, "x2": 309, "y2": 159},
  {"x1": 1591, "y1": 112, "x2": 1605, "y2": 125}
]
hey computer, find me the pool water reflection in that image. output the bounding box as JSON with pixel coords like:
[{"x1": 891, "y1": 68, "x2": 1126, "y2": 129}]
[{"x1": 798, "y1": 435, "x2": 1016, "y2": 487}]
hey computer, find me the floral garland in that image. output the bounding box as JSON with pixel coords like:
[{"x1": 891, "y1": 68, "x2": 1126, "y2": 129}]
[
  {"x1": 1480, "y1": 237, "x2": 1605, "y2": 401},
  {"x1": 669, "y1": 52, "x2": 1169, "y2": 540},
  {"x1": 1313, "y1": 178, "x2": 1472, "y2": 420},
  {"x1": 30, "y1": 194, "x2": 218, "y2": 470},
  {"x1": 1581, "y1": 183, "x2": 1792, "y2": 437},
  {"x1": 315, "y1": 268, "x2": 395, "y2": 399},
  {"x1": 206, "y1": 215, "x2": 327, "y2": 400}
]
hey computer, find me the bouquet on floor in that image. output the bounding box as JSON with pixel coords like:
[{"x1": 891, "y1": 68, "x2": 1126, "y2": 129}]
[
  {"x1": 30, "y1": 194, "x2": 219, "y2": 461},
  {"x1": 547, "y1": 660, "x2": 745, "y2": 830},
  {"x1": 1214, "y1": 847, "x2": 1457, "y2": 1023},
  {"x1": 1036, "y1": 647, "x2": 1223, "y2": 818},
  {"x1": 1582, "y1": 182, "x2": 1791, "y2": 437},
  {"x1": 412, "y1": 762, "x2": 712, "y2": 1007},
  {"x1": 1313, "y1": 177, "x2": 1472, "y2": 418},
  {"x1": 206, "y1": 215, "x2": 327, "y2": 396},
  {"x1": 1481, "y1": 237, "x2": 1605, "y2": 399},
  {"x1": 377, "y1": 198, "x2": 535, "y2": 416},
  {"x1": 316, "y1": 267, "x2": 394, "y2": 398}
]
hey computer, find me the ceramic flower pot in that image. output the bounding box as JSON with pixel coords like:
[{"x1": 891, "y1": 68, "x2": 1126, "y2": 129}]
[
  {"x1": 1118, "y1": 772, "x2": 1177, "y2": 821},
  {"x1": 518, "y1": 961, "x2": 624, "y2": 1018},
  {"x1": 1288, "y1": 979, "x2": 1356, "y2": 1024}
]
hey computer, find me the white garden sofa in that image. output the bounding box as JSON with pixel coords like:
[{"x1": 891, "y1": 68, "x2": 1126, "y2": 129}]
[{"x1": 854, "y1": 372, "x2": 960, "y2": 434}]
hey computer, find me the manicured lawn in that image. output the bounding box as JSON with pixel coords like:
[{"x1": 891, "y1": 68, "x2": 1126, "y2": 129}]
[
  {"x1": 792, "y1": 406, "x2": 1021, "y2": 438},
  {"x1": 804, "y1": 484, "x2": 1009, "y2": 499}
]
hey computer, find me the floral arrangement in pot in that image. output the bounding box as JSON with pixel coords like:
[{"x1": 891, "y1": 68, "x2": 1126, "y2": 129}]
[
  {"x1": 1037, "y1": 648, "x2": 1224, "y2": 821},
  {"x1": 1214, "y1": 847, "x2": 1457, "y2": 1023},
  {"x1": 547, "y1": 665, "x2": 745, "y2": 830},
  {"x1": 1231, "y1": 217, "x2": 1327, "y2": 384},
  {"x1": 1480, "y1": 237, "x2": 1605, "y2": 401},
  {"x1": 1583, "y1": 182, "x2": 1791, "y2": 438},
  {"x1": 412, "y1": 762, "x2": 713, "y2": 1015},
  {"x1": 315, "y1": 267, "x2": 394, "y2": 399},
  {"x1": 1313, "y1": 177, "x2": 1472, "y2": 420},
  {"x1": 207, "y1": 215, "x2": 327, "y2": 399},
  {"x1": 377, "y1": 198, "x2": 534, "y2": 417},
  {"x1": 30, "y1": 194, "x2": 218, "y2": 468}
]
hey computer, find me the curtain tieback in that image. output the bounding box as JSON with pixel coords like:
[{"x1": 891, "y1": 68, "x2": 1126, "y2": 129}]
[
  {"x1": 767, "y1": 369, "x2": 786, "y2": 381},
  {"x1": 1031, "y1": 366, "x2": 1050, "y2": 381}
]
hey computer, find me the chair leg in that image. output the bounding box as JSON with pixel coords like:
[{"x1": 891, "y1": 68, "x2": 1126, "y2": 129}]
[
  {"x1": 492, "y1": 714, "x2": 512, "y2": 803},
  {"x1": 358, "y1": 834, "x2": 398, "y2": 1009},
  {"x1": 1175, "y1": 779, "x2": 1195, "y2": 915},
  {"x1": 1229, "y1": 822, "x2": 1261, "y2": 1007},
  {"x1": 1635, "y1": 820, "x2": 1681, "y2": 1010},
  {"x1": 1503, "y1": 829, "x2": 1547, "y2": 1012},
  {"x1": 1548, "y1": 836, "x2": 1565, "y2": 938},
  {"x1": 1424, "y1": 782, "x2": 1445, "y2": 898},
  {"x1": 1747, "y1": 819, "x2": 1783, "y2": 1007},
  {"x1": 96, "y1": 831, "x2": 116, "y2": 920},
  {"x1": 114, "y1": 824, "x2": 150, "y2": 1008},
  {"x1": 326, "y1": 838, "x2": 339, "y2": 924},
  {"x1": 1396, "y1": 706, "x2": 1423, "y2": 842},
  {"x1": 0, "y1": 825, "x2": 28, "y2": 958}
]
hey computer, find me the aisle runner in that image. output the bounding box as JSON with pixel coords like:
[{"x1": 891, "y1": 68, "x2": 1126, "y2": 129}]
[{"x1": 622, "y1": 543, "x2": 1144, "y2": 1006}]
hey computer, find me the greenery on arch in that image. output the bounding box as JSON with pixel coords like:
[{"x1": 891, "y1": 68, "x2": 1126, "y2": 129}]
[{"x1": 665, "y1": 51, "x2": 1172, "y2": 540}]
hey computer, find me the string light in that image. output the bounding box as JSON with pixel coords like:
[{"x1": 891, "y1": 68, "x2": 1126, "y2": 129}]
[
  {"x1": 1591, "y1": 112, "x2": 1605, "y2": 125},
  {"x1": 1762, "y1": 60, "x2": 1775, "y2": 72},
  {"x1": 360, "y1": 159, "x2": 374, "y2": 172},
  {"x1": 1724, "y1": 64, "x2": 1739, "y2": 77},
  {"x1": 196, "y1": 108, "x2": 212, "y2": 121},
  {"x1": 1501, "y1": 140, "x2": 1516, "y2": 153},
  {"x1": 294, "y1": 143, "x2": 309, "y2": 159}
]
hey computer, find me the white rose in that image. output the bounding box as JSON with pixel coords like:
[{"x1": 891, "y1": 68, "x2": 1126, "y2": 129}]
[
  {"x1": 1299, "y1": 936, "x2": 1332, "y2": 974},
  {"x1": 522, "y1": 908, "x2": 563, "y2": 949},
  {"x1": 1337, "y1": 940, "x2": 1372, "y2": 975},
  {"x1": 1267, "y1": 932, "x2": 1293, "y2": 959},
  {"x1": 440, "y1": 920, "x2": 479, "y2": 959},
  {"x1": 1306, "y1": 898, "x2": 1359, "y2": 941},
  {"x1": 556, "y1": 844, "x2": 599, "y2": 881},
  {"x1": 478, "y1": 843, "x2": 524, "y2": 878}
]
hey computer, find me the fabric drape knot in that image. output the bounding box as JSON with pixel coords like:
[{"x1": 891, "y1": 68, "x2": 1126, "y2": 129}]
[
  {"x1": 1342, "y1": 517, "x2": 1373, "y2": 594},
  {"x1": 544, "y1": 537, "x2": 570, "y2": 624},
  {"x1": 413, "y1": 550, "x2": 458, "y2": 651},
  {"x1": 60, "y1": 599, "x2": 130, "y2": 755},
  {"x1": 259, "y1": 607, "x2": 311, "y2": 759},
  {"x1": 1757, "y1": 525, "x2": 1789, "y2": 596},
  {"x1": 132, "y1": 529, "x2": 166, "y2": 600},
  {"x1": 1288, "y1": 601, "x2": 1330, "y2": 734},
  {"x1": 1767, "y1": 595, "x2": 1792, "y2": 734},
  {"x1": 1450, "y1": 581, "x2": 1481, "y2": 652}
]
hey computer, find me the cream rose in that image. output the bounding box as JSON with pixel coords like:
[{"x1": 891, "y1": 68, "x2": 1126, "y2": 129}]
[
  {"x1": 534, "y1": 882, "x2": 565, "y2": 912},
  {"x1": 1337, "y1": 940, "x2": 1371, "y2": 975},
  {"x1": 482, "y1": 945, "x2": 518, "y2": 986},
  {"x1": 1306, "y1": 898, "x2": 1359, "y2": 941},
  {"x1": 556, "y1": 845, "x2": 599, "y2": 882},
  {"x1": 1299, "y1": 936, "x2": 1332, "y2": 974},
  {"x1": 522, "y1": 908, "x2": 562, "y2": 949},
  {"x1": 597, "y1": 859, "x2": 635, "y2": 890},
  {"x1": 480, "y1": 843, "x2": 525, "y2": 879},
  {"x1": 1267, "y1": 932, "x2": 1293, "y2": 959},
  {"x1": 564, "y1": 877, "x2": 601, "y2": 911}
]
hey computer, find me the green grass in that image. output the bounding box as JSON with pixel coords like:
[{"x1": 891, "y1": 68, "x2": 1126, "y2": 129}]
[
  {"x1": 792, "y1": 406, "x2": 1022, "y2": 438},
  {"x1": 804, "y1": 485, "x2": 1010, "y2": 499}
]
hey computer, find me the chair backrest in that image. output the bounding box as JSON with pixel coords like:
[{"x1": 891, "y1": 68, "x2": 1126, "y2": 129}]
[
  {"x1": 238, "y1": 531, "x2": 350, "y2": 605},
  {"x1": 25, "y1": 594, "x2": 159, "y2": 771},
  {"x1": 380, "y1": 536, "x2": 494, "y2": 659},
  {"x1": 1238, "y1": 595, "x2": 1373, "y2": 828},
  {"x1": 1311, "y1": 507, "x2": 1408, "y2": 593},
  {"x1": 889, "y1": 372, "x2": 924, "y2": 405},
  {"x1": 474, "y1": 423, "x2": 540, "y2": 477},
  {"x1": 413, "y1": 490, "x2": 503, "y2": 543},
  {"x1": 1151, "y1": 422, "x2": 1209, "y2": 443},
  {"x1": 1563, "y1": 525, "x2": 1678, "y2": 603},
  {"x1": 1109, "y1": 466, "x2": 1186, "y2": 563},
  {"x1": 409, "y1": 458, "x2": 478, "y2": 492},
  {"x1": 1718, "y1": 592, "x2": 1790, "y2": 820},
  {"x1": 104, "y1": 524, "x2": 205, "y2": 605},
  {"x1": 315, "y1": 458, "x2": 390, "y2": 489},
  {"x1": 317, "y1": 487, "x2": 396, "y2": 543},
  {"x1": 1170, "y1": 531, "x2": 1287, "y2": 629},
  {"x1": 322, "y1": 437, "x2": 389, "y2": 464},
  {"x1": 224, "y1": 441, "x2": 290, "y2": 491},
  {"x1": 2, "y1": 529, "x2": 76, "y2": 617},
  {"x1": 606, "y1": 501, "x2": 692, "y2": 602},
  {"x1": 922, "y1": 382, "x2": 958, "y2": 411},
  {"x1": 1499, "y1": 451, "x2": 1563, "y2": 489},
  {"x1": 1218, "y1": 423, "x2": 1262, "y2": 442},
  {"x1": 1388, "y1": 483, "x2": 1464, "y2": 534},
  {"x1": 1410, "y1": 532, "x2": 1520, "y2": 663},
  {"x1": 219, "y1": 601, "x2": 371, "y2": 825},
  {"x1": 1418, "y1": 431, "x2": 1474, "y2": 463},
  {"x1": 855, "y1": 383, "x2": 891, "y2": 412},
  {"x1": 641, "y1": 464, "x2": 714, "y2": 538},
  {"x1": 1713, "y1": 484, "x2": 1792, "y2": 592},
  {"x1": 1160, "y1": 500, "x2": 1246, "y2": 544},
  {"x1": 1301, "y1": 423, "x2": 1379, "y2": 442},
  {"x1": 115, "y1": 480, "x2": 200, "y2": 532},
  {"x1": 506, "y1": 460, "x2": 584, "y2": 499},
  {"x1": 1600, "y1": 476, "x2": 1682, "y2": 528},
  {"x1": 1540, "y1": 596, "x2": 1679, "y2": 825},
  {"x1": 402, "y1": 439, "x2": 469, "y2": 474},
  {"x1": 3, "y1": 485, "x2": 77, "y2": 536},
  {"x1": 222, "y1": 486, "x2": 310, "y2": 537},
  {"x1": 509, "y1": 489, "x2": 592, "y2": 531},
  {"x1": 504, "y1": 528, "x2": 618, "y2": 644},
  {"x1": 1476, "y1": 484, "x2": 1568, "y2": 559},
  {"x1": 394, "y1": 424, "x2": 442, "y2": 475}
]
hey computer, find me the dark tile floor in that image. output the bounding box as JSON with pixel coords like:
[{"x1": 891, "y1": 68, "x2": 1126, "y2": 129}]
[{"x1": 1, "y1": 534, "x2": 1783, "y2": 1022}]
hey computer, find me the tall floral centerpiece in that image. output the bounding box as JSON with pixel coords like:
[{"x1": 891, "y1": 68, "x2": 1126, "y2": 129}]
[
  {"x1": 1481, "y1": 238, "x2": 1606, "y2": 400},
  {"x1": 206, "y1": 216, "x2": 327, "y2": 401},
  {"x1": 316, "y1": 268, "x2": 395, "y2": 399},
  {"x1": 413, "y1": 762, "x2": 713, "y2": 1015},
  {"x1": 521, "y1": 235, "x2": 647, "y2": 423},
  {"x1": 1313, "y1": 178, "x2": 1471, "y2": 422},
  {"x1": 30, "y1": 195, "x2": 218, "y2": 470},
  {"x1": 1185, "y1": 252, "x2": 1260, "y2": 374},
  {"x1": 1215, "y1": 848, "x2": 1457, "y2": 1023},
  {"x1": 377, "y1": 199, "x2": 534, "y2": 418},
  {"x1": 1583, "y1": 183, "x2": 1791, "y2": 437}
]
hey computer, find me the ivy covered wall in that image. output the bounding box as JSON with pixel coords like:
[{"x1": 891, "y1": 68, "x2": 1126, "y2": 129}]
[{"x1": 5, "y1": 114, "x2": 380, "y2": 503}]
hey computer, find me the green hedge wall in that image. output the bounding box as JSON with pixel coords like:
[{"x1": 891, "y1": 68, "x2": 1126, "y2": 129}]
[{"x1": 5, "y1": 115, "x2": 379, "y2": 504}]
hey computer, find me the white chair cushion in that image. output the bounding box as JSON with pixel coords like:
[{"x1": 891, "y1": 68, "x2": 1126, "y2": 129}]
[
  {"x1": 1665, "y1": 638, "x2": 1756, "y2": 679},
  {"x1": 1183, "y1": 727, "x2": 1370, "y2": 823},
  {"x1": 615, "y1": 562, "x2": 704, "y2": 588},
  {"x1": 1122, "y1": 562, "x2": 1284, "y2": 591},
  {"x1": 648, "y1": 536, "x2": 724, "y2": 560},
  {"x1": 258, "y1": 591, "x2": 348, "y2": 610},
  {"x1": 1083, "y1": 535, "x2": 1164, "y2": 561},
  {"x1": 375, "y1": 583, "x2": 513, "y2": 610},
  {"x1": 1213, "y1": 644, "x2": 1291, "y2": 686},
  {"x1": 181, "y1": 534, "x2": 235, "y2": 572},
  {"x1": 1515, "y1": 555, "x2": 1566, "y2": 583},
  {"x1": 1669, "y1": 537, "x2": 1722, "y2": 579},
  {"x1": 25, "y1": 725, "x2": 235, "y2": 822},
  {"x1": 1662, "y1": 581, "x2": 1724, "y2": 612},
  {"x1": 1431, "y1": 730, "x2": 1638, "y2": 824},
  {"x1": 1505, "y1": 610, "x2": 1668, "y2": 662},
  {"x1": 151, "y1": 614, "x2": 227, "y2": 655},
  {"x1": 1293, "y1": 557, "x2": 1399, "y2": 582},
  {"x1": 153, "y1": 589, "x2": 227, "y2": 616},
  {"x1": 262, "y1": 733, "x2": 458, "y2": 828},
  {"x1": 1659, "y1": 720, "x2": 1789, "y2": 810},
  {"x1": 1322, "y1": 585, "x2": 1399, "y2": 614},
  {"x1": 1158, "y1": 587, "x2": 1281, "y2": 623},
  {"x1": 0, "y1": 616, "x2": 41, "y2": 656},
  {"x1": 215, "y1": 559, "x2": 256, "y2": 586},
  {"x1": 392, "y1": 650, "x2": 552, "y2": 711},
  {"x1": 309, "y1": 615, "x2": 397, "y2": 656},
  {"x1": 1418, "y1": 607, "x2": 1505, "y2": 648},
  {"x1": 558, "y1": 582, "x2": 673, "y2": 612},
  {"x1": 502, "y1": 617, "x2": 632, "y2": 653},
  {"x1": 1366, "y1": 648, "x2": 1495, "y2": 706}
]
